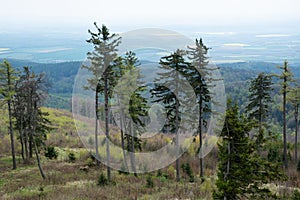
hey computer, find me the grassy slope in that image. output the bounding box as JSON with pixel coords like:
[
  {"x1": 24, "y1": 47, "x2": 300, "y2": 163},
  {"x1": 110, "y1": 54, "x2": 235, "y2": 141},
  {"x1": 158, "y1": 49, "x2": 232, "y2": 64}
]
[
  {"x1": 0, "y1": 107, "x2": 299, "y2": 199},
  {"x1": 0, "y1": 107, "x2": 218, "y2": 199},
  {"x1": 0, "y1": 156, "x2": 216, "y2": 200}
]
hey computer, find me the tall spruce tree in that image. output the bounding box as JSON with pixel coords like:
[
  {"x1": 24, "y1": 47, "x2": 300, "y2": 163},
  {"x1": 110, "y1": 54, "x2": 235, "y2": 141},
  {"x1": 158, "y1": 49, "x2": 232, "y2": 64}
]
[
  {"x1": 13, "y1": 79, "x2": 26, "y2": 162},
  {"x1": 13, "y1": 67, "x2": 50, "y2": 179},
  {"x1": 245, "y1": 72, "x2": 273, "y2": 147},
  {"x1": 274, "y1": 61, "x2": 294, "y2": 169},
  {"x1": 113, "y1": 51, "x2": 148, "y2": 175},
  {"x1": 126, "y1": 52, "x2": 148, "y2": 176},
  {"x1": 187, "y1": 38, "x2": 212, "y2": 179},
  {"x1": 214, "y1": 99, "x2": 284, "y2": 199},
  {"x1": 151, "y1": 50, "x2": 191, "y2": 181},
  {"x1": 13, "y1": 67, "x2": 32, "y2": 163},
  {"x1": 288, "y1": 84, "x2": 300, "y2": 162},
  {"x1": 0, "y1": 60, "x2": 18, "y2": 169},
  {"x1": 82, "y1": 23, "x2": 121, "y2": 181},
  {"x1": 110, "y1": 56, "x2": 129, "y2": 171}
]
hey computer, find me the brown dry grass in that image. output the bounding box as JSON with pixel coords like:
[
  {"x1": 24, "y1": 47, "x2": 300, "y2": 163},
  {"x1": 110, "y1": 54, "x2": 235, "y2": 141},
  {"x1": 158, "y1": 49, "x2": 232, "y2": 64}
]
[{"x1": 0, "y1": 155, "x2": 216, "y2": 200}]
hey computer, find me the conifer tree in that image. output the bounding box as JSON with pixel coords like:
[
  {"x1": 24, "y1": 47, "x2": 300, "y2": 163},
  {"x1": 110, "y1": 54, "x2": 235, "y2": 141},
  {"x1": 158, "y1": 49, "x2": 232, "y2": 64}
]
[
  {"x1": 13, "y1": 67, "x2": 50, "y2": 179},
  {"x1": 274, "y1": 61, "x2": 294, "y2": 168},
  {"x1": 214, "y1": 99, "x2": 284, "y2": 199},
  {"x1": 83, "y1": 23, "x2": 121, "y2": 181},
  {"x1": 113, "y1": 51, "x2": 148, "y2": 175},
  {"x1": 0, "y1": 60, "x2": 18, "y2": 169},
  {"x1": 245, "y1": 72, "x2": 273, "y2": 147},
  {"x1": 187, "y1": 38, "x2": 213, "y2": 179},
  {"x1": 151, "y1": 50, "x2": 191, "y2": 181},
  {"x1": 126, "y1": 52, "x2": 148, "y2": 176},
  {"x1": 288, "y1": 84, "x2": 300, "y2": 162},
  {"x1": 110, "y1": 56, "x2": 129, "y2": 171}
]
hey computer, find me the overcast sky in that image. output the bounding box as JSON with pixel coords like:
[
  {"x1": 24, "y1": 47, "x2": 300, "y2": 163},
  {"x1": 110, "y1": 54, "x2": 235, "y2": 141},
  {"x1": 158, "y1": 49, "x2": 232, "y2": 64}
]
[{"x1": 0, "y1": 0, "x2": 299, "y2": 31}]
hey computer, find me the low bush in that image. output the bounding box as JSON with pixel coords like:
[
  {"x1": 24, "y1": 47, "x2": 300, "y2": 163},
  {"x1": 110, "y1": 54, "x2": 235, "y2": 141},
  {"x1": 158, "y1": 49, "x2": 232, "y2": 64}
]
[
  {"x1": 68, "y1": 152, "x2": 76, "y2": 163},
  {"x1": 44, "y1": 146, "x2": 58, "y2": 160},
  {"x1": 97, "y1": 173, "x2": 108, "y2": 186},
  {"x1": 146, "y1": 175, "x2": 154, "y2": 188}
]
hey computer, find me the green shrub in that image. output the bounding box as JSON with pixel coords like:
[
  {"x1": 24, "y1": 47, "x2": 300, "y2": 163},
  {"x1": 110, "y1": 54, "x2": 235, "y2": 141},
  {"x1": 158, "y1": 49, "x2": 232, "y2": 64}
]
[
  {"x1": 159, "y1": 176, "x2": 168, "y2": 183},
  {"x1": 44, "y1": 146, "x2": 58, "y2": 160},
  {"x1": 88, "y1": 136, "x2": 94, "y2": 145},
  {"x1": 156, "y1": 169, "x2": 168, "y2": 180},
  {"x1": 189, "y1": 175, "x2": 195, "y2": 183},
  {"x1": 166, "y1": 166, "x2": 175, "y2": 180},
  {"x1": 38, "y1": 186, "x2": 45, "y2": 199},
  {"x1": 78, "y1": 149, "x2": 89, "y2": 161},
  {"x1": 181, "y1": 163, "x2": 194, "y2": 182},
  {"x1": 97, "y1": 173, "x2": 108, "y2": 186},
  {"x1": 156, "y1": 169, "x2": 162, "y2": 177},
  {"x1": 68, "y1": 152, "x2": 76, "y2": 162},
  {"x1": 291, "y1": 190, "x2": 300, "y2": 200},
  {"x1": 267, "y1": 146, "x2": 281, "y2": 162},
  {"x1": 146, "y1": 175, "x2": 154, "y2": 188},
  {"x1": 85, "y1": 157, "x2": 95, "y2": 167}
]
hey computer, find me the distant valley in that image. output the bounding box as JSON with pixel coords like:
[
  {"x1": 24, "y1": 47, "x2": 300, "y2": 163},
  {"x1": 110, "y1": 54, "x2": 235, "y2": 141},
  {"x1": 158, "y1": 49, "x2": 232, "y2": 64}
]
[{"x1": 1, "y1": 29, "x2": 300, "y2": 65}]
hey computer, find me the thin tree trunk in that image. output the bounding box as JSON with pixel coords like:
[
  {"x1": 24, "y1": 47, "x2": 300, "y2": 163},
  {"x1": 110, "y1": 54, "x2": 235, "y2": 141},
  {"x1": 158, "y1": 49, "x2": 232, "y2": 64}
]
[
  {"x1": 6, "y1": 65, "x2": 16, "y2": 170},
  {"x1": 129, "y1": 121, "x2": 137, "y2": 176},
  {"x1": 19, "y1": 121, "x2": 25, "y2": 162},
  {"x1": 259, "y1": 97, "x2": 263, "y2": 134},
  {"x1": 33, "y1": 134, "x2": 46, "y2": 179},
  {"x1": 175, "y1": 70, "x2": 180, "y2": 182},
  {"x1": 29, "y1": 135, "x2": 33, "y2": 158},
  {"x1": 119, "y1": 97, "x2": 129, "y2": 172},
  {"x1": 8, "y1": 100, "x2": 17, "y2": 169},
  {"x1": 32, "y1": 99, "x2": 46, "y2": 179},
  {"x1": 199, "y1": 94, "x2": 204, "y2": 179},
  {"x1": 175, "y1": 78, "x2": 180, "y2": 181},
  {"x1": 224, "y1": 123, "x2": 231, "y2": 200},
  {"x1": 104, "y1": 75, "x2": 111, "y2": 181},
  {"x1": 295, "y1": 105, "x2": 299, "y2": 163},
  {"x1": 175, "y1": 103, "x2": 180, "y2": 182},
  {"x1": 120, "y1": 116, "x2": 129, "y2": 171},
  {"x1": 24, "y1": 129, "x2": 29, "y2": 162},
  {"x1": 29, "y1": 91, "x2": 33, "y2": 159},
  {"x1": 95, "y1": 87, "x2": 99, "y2": 160},
  {"x1": 13, "y1": 101, "x2": 25, "y2": 162},
  {"x1": 226, "y1": 141, "x2": 230, "y2": 178},
  {"x1": 283, "y1": 83, "x2": 288, "y2": 169},
  {"x1": 258, "y1": 97, "x2": 263, "y2": 154}
]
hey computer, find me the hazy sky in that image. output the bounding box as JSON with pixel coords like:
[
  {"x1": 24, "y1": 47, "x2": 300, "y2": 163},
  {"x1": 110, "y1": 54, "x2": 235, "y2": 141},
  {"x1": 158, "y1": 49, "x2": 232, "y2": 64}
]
[{"x1": 0, "y1": 0, "x2": 299, "y2": 31}]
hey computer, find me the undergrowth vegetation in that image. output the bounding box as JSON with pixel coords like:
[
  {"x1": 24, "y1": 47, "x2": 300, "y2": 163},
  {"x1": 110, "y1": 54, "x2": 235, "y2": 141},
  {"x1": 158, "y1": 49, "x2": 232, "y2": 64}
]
[{"x1": 0, "y1": 105, "x2": 299, "y2": 199}]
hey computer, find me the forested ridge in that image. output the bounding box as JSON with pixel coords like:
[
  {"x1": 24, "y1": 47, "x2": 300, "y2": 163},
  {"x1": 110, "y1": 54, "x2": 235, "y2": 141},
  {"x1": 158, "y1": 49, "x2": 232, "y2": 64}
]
[{"x1": 5, "y1": 59, "x2": 300, "y2": 126}]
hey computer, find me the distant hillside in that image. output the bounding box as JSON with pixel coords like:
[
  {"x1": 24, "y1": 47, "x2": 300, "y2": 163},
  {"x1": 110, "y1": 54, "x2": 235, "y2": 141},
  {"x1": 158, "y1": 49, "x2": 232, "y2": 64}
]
[
  {"x1": 5, "y1": 59, "x2": 81, "y2": 110},
  {"x1": 219, "y1": 61, "x2": 300, "y2": 78},
  {"x1": 7, "y1": 59, "x2": 81, "y2": 93},
  {"x1": 2, "y1": 59, "x2": 299, "y2": 110}
]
